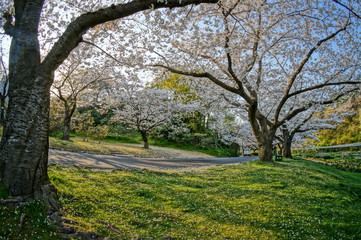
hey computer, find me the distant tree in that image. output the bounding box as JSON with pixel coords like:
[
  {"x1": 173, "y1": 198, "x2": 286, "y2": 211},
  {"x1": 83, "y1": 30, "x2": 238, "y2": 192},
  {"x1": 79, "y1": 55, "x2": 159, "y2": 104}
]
[
  {"x1": 49, "y1": 98, "x2": 64, "y2": 135},
  {"x1": 113, "y1": 88, "x2": 196, "y2": 149},
  {"x1": 93, "y1": 125, "x2": 110, "y2": 144},
  {"x1": 74, "y1": 111, "x2": 95, "y2": 142},
  {"x1": 51, "y1": 46, "x2": 113, "y2": 140},
  {"x1": 276, "y1": 102, "x2": 356, "y2": 158}
]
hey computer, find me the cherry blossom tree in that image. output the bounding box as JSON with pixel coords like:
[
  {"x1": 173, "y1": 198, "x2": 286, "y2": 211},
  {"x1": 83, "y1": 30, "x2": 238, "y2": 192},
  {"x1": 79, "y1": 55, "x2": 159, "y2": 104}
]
[
  {"x1": 51, "y1": 46, "x2": 113, "y2": 140},
  {"x1": 0, "y1": 0, "x2": 218, "y2": 211},
  {"x1": 150, "y1": 0, "x2": 361, "y2": 162},
  {"x1": 276, "y1": 105, "x2": 353, "y2": 158},
  {"x1": 113, "y1": 87, "x2": 197, "y2": 149}
]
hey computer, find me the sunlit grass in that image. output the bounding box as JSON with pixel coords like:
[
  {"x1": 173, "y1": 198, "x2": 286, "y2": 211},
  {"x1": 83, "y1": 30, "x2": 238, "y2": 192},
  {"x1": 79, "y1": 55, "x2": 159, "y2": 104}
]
[
  {"x1": 46, "y1": 159, "x2": 361, "y2": 239},
  {"x1": 49, "y1": 136, "x2": 215, "y2": 158},
  {"x1": 1, "y1": 159, "x2": 360, "y2": 239}
]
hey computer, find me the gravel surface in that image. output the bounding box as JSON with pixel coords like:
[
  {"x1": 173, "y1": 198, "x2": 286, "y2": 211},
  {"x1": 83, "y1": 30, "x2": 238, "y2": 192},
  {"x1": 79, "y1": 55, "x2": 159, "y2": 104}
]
[{"x1": 49, "y1": 149, "x2": 257, "y2": 171}]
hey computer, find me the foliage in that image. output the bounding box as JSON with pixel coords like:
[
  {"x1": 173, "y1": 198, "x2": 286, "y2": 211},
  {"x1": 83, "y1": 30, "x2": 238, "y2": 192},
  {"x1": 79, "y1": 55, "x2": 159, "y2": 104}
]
[
  {"x1": 317, "y1": 105, "x2": 361, "y2": 146},
  {"x1": 49, "y1": 98, "x2": 64, "y2": 136},
  {"x1": 46, "y1": 160, "x2": 361, "y2": 239},
  {"x1": 73, "y1": 111, "x2": 95, "y2": 141},
  {"x1": 92, "y1": 125, "x2": 110, "y2": 143},
  {"x1": 150, "y1": 73, "x2": 200, "y2": 103},
  {"x1": 113, "y1": 87, "x2": 199, "y2": 148}
]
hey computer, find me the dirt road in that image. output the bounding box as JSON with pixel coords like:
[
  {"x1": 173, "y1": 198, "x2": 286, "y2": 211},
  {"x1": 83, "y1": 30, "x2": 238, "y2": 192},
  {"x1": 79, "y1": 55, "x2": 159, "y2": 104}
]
[{"x1": 49, "y1": 149, "x2": 257, "y2": 170}]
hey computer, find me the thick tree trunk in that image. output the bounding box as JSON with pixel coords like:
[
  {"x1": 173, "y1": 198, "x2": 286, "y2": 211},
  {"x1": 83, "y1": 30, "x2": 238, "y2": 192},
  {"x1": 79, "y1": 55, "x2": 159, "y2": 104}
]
[
  {"x1": 0, "y1": 74, "x2": 60, "y2": 211},
  {"x1": 283, "y1": 138, "x2": 293, "y2": 158},
  {"x1": 0, "y1": 0, "x2": 60, "y2": 212},
  {"x1": 282, "y1": 127, "x2": 294, "y2": 159},
  {"x1": 258, "y1": 136, "x2": 274, "y2": 162},
  {"x1": 141, "y1": 131, "x2": 149, "y2": 149},
  {"x1": 248, "y1": 103, "x2": 276, "y2": 162}
]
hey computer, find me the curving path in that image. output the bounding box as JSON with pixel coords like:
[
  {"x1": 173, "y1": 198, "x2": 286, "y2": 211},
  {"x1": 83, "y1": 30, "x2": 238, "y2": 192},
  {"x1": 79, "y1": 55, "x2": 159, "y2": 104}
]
[{"x1": 48, "y1": 149, "x2": 257, "y2": 171}]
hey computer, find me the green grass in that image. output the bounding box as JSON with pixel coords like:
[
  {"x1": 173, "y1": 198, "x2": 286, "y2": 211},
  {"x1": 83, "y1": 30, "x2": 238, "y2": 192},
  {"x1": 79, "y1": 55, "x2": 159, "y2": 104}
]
[
  {"x1": 0, "y1": 199, "x2": 61, "y2": 240},
  {"x1": 150, "y1": 139, "x2": 237, "y2": 157},
  {"x1": 51, "y1": 131, "x2": 237, "y2": 157},
  {"x1": 2, "y1": 159, "x2": 361, "y2": 239}
]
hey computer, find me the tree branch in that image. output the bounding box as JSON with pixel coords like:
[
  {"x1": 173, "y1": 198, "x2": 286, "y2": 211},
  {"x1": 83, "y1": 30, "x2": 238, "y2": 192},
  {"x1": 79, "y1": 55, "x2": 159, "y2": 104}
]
[
  {"x1": 154, "y1": 64, "x2": 241, "y2": 95},
  {"x1": 41, "y1": 0, "x2": 218, "y2": 74},
  {"x1": 288, "y1": 80, "x2": 361, "y2": 98},
  {"x1": 274, "y1": 24, "x2": 350, "y2": 124},
  {"x1": 278, "y1": 88, "x2": 358, "y2": 127},
  {"x1": 331, "y1": 0, "x2": 361, "y2": 19}
]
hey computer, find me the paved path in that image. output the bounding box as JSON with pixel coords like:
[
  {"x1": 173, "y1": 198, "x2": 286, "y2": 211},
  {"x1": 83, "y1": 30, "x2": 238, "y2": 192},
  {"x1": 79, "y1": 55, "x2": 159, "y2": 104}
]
[{"x1": 49, "y1": 149, "x2": 257, "y2": 170}]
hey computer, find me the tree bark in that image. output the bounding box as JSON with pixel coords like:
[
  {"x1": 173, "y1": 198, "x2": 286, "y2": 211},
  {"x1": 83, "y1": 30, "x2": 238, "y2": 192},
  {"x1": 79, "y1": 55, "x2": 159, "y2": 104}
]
[
  {"x1": 0, "y1": 0, "x2": 60, "y2": 212},
  {"x1": 257, "y1": 135, "x2": 274, "y2": 162},
  {"x1": 141, "y1": 131, "x2": 149, "y2": 149},
  {"x1": 0, "y1": 96, "x2": 5, "y2": 126},
  {"x1": 248, "y1": 103, "x2": 275, "y2": 162},
  {"x1": 62, "y1": 116, "x2": 71, "y2": 140},
  {"x1": 0, "y1": 73, "x2": 61, "y2": 211},
  {"x1": 283, "y1": 138, "x2": 293, "y2": 158},
  {"x1": 282, "y1": 129, "x2": 296, "y2": 159},
  {"x1": 62, "y1": 102, "x2": 76, "y2": 140}
]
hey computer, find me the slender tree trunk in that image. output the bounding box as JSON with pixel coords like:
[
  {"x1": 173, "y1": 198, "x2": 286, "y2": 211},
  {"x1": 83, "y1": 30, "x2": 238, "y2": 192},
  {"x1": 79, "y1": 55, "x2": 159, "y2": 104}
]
[
  {"x1": 282, "y1": 127, "x2": 294, "y2": 158},
  {"x1": 0, "y1": 96, "x2": 5, "y2": 126},
  {"x1": 62, "y1": 116, "x2": 71, "y2": 140},
  {"x1": 61, "y1": 101, "x2": 76, "y2": 140},
  {"x1": 140, "y1": 130, "x2": 149, "y2": 149}
]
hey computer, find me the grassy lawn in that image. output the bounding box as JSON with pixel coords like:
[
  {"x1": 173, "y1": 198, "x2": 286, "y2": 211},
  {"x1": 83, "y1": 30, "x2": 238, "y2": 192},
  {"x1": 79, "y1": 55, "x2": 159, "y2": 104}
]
[
  {"x1": 1, "y1": 158, "x2": 361, "y2": 239},
  {"x1": 49, "y1": 136, "x2": 216, "y2": 158},
  {"x1": 49, "y1": 136, "x2": 239, "y2": 157}
]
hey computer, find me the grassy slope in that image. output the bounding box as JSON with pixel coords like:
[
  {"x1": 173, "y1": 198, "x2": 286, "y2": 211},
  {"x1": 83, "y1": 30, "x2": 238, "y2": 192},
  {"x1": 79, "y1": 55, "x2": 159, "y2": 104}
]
[
  {"x1": 1, "y1": 159, "x2": 361, "y2": 239},
  {"x1": 49, "y1": 136, "x2": 216, "y2": 158}
]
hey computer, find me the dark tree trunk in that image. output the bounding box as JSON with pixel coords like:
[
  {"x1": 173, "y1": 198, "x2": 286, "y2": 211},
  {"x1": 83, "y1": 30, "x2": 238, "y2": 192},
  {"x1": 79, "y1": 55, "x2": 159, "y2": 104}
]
[
  {"x1": 0, "y1": 73, "x2": 60, "y2": 211},
  {"x1": 62, "y1": 116, "x2": 71, "y2": 140},
  {"x1": 140, "y1": 131, "x2": 149, "y2": 149},
  {"x1": 283, "y1": 138, "x2": 293, "y2": 158},
  {"x1": 282, "y1": 127, "x2": 294, "y2": 159},
  {"x1": 0, "y1": 96, "x2": 5, "y2": 126},
  {"x1": 257, "y1": 135, "x2": 274, "y2": 162},
  {"x1": 0, "y1": 0, "x2": 60, "y2": 212},
  {"x1": 283, "y1": 133, "x2": 295, "y2": 159},
  {"x1": 248, "y1": 103, "x2": 276, "y2": 162},
  {"x1": 62, "y1": 103, "x2": 76, "y2": 141}
]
